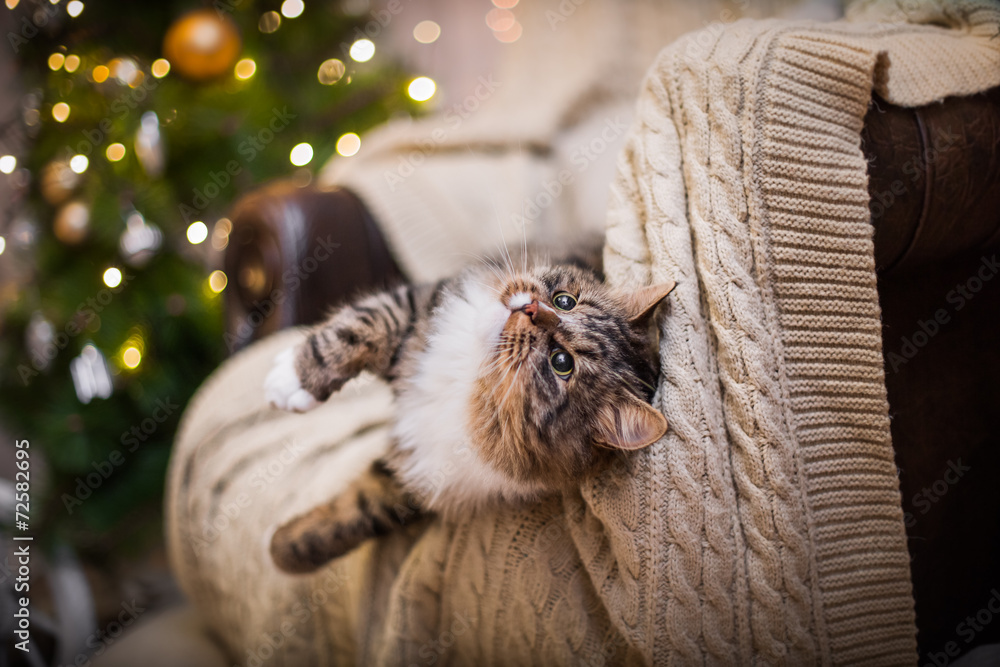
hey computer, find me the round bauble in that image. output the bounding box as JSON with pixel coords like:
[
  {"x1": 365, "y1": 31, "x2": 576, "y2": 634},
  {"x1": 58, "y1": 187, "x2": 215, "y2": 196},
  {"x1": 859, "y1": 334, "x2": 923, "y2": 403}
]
[{"x1": 162, "y1": 9, "x2": 241, "y2": 82}]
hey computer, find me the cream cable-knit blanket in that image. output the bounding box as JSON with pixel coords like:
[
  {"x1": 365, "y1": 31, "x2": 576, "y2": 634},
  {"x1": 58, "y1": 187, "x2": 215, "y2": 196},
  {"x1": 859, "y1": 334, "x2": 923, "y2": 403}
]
[{"x1": 167, "y1": 2, "x2": 1000, "y2": 665}]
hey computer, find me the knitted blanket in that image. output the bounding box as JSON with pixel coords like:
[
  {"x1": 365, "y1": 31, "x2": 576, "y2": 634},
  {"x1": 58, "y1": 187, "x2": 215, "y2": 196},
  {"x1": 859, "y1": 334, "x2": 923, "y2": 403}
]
[{"x1": 166, "y1": 2, "x2": 1000, "y2": 665}]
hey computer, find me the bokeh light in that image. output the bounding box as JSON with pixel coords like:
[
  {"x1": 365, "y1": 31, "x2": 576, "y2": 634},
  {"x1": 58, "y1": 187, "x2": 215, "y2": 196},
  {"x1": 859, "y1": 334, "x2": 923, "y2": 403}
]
[
  {"x1": 0, "y1": 155, "x2": 16, "y2": 174},
  {"x1": 186, "y1": 221, "x2": 208, "y2": 245},
  {"x1": 66, "y1": 0, "x2": 83, "y2": 17},
  {"x1": 336, "y1": 132, "x2": 361, "y2": 157},
  {"x1": 103, "y1": 267, "x2": 122, "y2": 288},
  {"x1": 280, "y1": 0, "x2": 304, "y2": 19},
  {"x1": 52, "y1": 102, "x2": 70, "y2": 122},
  {"x1": 349, "y1": 39, "x2": 375, "y2": 63},
  {"x1": 259, "y1": 11, "x2": 281, "y2": 33},
  {"x1": 317, "y1": 58, "x2": 345, "y2": 85},
  {"x1": 48, "y1": 53, "x2": 65, "y2": 71},
  {"x1": 289, "y1": 143, "x2": 313, "y2": 166},
  {"x1": 92, "y1": 65, "x2": 109, "y2": 83},
  {"x1": 413, "y1": 20, "x2": 441, "y2": 44},
  {"x1": 122, "y1": 346, "x2": 141, "y2": 369},
  {"x1": 485, "y1": 8, "x2": 515, "y2": 32},
  {"x1": 106, "y1": 143, "x2": 126, "y2": 161},
  {"x1": 235, "y1": 58, "x2": 256, "y2": 80},
  {"x1": 407, "y1": 76, "x2": 436, "y2": 102},
  {"x1": 151, "y1": 58, "x2": 170, "y2": 78},
  {"x1": 64, "y1": 54, "x2": 81, "y2": 72},
  {"x1": 70, "y1": 154, "x2": 89, "y2": 173},
  {"x1": 208, "y1": 270, "x2": 228, "y2": 293}
]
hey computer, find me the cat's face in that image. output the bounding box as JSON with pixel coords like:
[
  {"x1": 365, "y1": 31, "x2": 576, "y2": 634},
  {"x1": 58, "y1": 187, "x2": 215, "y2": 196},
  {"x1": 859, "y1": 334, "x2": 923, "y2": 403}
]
[{"x1": 470, "y1": 263, "x2": 674, "y2": 486}]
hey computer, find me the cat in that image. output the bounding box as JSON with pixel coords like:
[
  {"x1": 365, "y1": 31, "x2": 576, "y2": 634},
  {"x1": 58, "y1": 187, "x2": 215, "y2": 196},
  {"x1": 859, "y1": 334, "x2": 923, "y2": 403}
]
[{"x1": 264, "y1": 247, "x2": 675, "y2": 573}]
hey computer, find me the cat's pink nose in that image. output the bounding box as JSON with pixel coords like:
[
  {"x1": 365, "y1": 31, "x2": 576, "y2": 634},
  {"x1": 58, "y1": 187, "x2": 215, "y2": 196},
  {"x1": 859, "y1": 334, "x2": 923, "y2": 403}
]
[{"x1": 519, "y1": 300, "x2": 559, "y2": 331}]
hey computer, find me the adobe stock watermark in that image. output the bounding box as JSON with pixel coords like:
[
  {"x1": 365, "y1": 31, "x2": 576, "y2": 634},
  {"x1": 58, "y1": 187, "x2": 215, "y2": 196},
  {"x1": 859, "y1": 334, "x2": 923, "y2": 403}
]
[
  {"x1": 61, "y1": 397, "x2": 180, "y2": 514},
  {"x1": 869, "y1": 125, "x2": 960, "y2": 222},
  {"x1": 224, "y1": 235, "x2": 340, "y2": 352},
  {"x1": 190, "y1": 439, "x2": 305, "y2": 556},
  {"x1": 902, "y1": 459, "x2": 971, "y2": 529},
  {"x1": 383, "y1": 74, "x2": 502, "y2": 192},
  {"x1": 17, "y1": 273, "x2": 134, "y2": 386},
  {"x1": 179, "y1": 106, "x2": 297, "y2": 223},
  {"x1": 886, "y1": 254, "x2": 999, "y2": 373},
  {"x1": 512, "y1": 115, "x2": 628, "y2": 229},
  {"x1": 923, "y1": 589, "x2": 1000, "y2": 667},
  {"x1": 57, "y1": 599, "x2": 146, "y2": 667}
]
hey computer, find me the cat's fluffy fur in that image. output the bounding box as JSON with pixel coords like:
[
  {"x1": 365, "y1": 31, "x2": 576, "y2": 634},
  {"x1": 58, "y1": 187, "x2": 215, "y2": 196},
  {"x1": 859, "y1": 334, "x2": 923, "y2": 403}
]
[{"x1": 265, "y1": 250, "x2": 675, "y2": 573}]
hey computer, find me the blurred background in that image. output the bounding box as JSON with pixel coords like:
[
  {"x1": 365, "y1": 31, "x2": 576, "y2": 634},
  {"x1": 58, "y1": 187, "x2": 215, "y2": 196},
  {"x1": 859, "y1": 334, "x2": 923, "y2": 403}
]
[{"x1": 0, "y1": 0, "x2": 511, "y2": 661}]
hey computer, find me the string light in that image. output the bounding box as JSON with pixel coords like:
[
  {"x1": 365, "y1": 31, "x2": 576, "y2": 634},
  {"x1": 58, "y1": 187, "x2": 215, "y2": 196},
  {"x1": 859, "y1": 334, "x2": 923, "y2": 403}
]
[
  {"x1": 48, "y1": 53, "x2": 65, "y2": 71},
  {"x1": 92, "y1": 65, "x2": 109, "y2": 83},
  {"x1": 413, "y1": 20, "x2": 441, "y2": 44},
  {"x1": 289, "y1": 143, "x2": 313, "y2": 166},
  {"x1": 52, "y1": 102, "x2": 70, "y2": 122},
  {"x1": 235, "y1": 58, "x2": 256, "y2": 80},
  {"x1": 103, "y1": 267, "x2": 122, "y2": 288},
  {"x1": 317, "y1": 58, "x2": 345, "y2": 85},
  {"x1": 6, "y1": 0, "x2": 19, "y2": 9},
  {"x1": 66, "y1": 0, "x2": 83, "y2": 16},
  {"x1": 64, "y1": 54, "x2": 80, "y2": 72},
  {"x1": 122, "y1": 346, "x2": 141, "y2": 369},
  {"x1": 211, "y1": 218, "x2": 232, "y2": 251},
  {"x1": 69, "y1": 154, "x2": 88, "y2": 173},
  {"x1": 208, "y1": 270, "x2": 228, "y2": 293},
  {"x1": 336, "y1": 132, "x2": 361, "y2": 157},
  {"x1": 151, "y1": 59, "x2": 170, "y2": 78},
  {"x1": 0, "y1": 155, "x2": 15, "y2": 174},
  {"x1": 259, "y1": 10, "x2": 281, "y2": 32},
  {"x1": 0, "y1": 236, "x2": 5, "y2": 256},
  {"x1": 280, "y1": 0, "x2": 303, "y2": 19},
  {"x1": 106, "y1": 143, "x2": 126, "y2": 161},
  {"x1": 349, "y1": 39, "x2": 375, "y2": 63},
  {"x1": 186, "y1": 221, "x2": 208, "y2": 244},
  {"x1": 407, "y1": 76, "x2": 436, "y2": 102}
]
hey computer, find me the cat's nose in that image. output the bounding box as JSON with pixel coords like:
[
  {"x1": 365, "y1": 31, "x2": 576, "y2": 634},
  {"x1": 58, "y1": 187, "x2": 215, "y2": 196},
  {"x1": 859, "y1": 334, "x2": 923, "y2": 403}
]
[{"x1": 520, "y1": 300, "x2": 560, "y2": 331}]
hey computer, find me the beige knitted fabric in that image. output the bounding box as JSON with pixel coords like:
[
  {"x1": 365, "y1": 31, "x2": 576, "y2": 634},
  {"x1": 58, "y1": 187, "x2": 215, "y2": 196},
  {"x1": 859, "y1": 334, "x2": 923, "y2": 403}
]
[{"x1": 166, "y1": 1, "x2": 1000, "y2": 665}]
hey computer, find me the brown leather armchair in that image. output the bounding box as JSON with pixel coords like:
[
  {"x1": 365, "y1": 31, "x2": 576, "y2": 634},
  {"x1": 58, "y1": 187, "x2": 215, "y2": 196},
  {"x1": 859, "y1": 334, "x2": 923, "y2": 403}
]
[{"x1": 222, "y1": 87, "x2": 1000, "y2": 662}]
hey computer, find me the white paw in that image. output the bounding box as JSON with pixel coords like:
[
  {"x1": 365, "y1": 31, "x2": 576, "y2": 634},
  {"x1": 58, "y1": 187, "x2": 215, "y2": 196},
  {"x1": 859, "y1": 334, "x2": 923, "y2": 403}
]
[{"x1": 265, "y1": 346, "x2": 319, "y2": 413}]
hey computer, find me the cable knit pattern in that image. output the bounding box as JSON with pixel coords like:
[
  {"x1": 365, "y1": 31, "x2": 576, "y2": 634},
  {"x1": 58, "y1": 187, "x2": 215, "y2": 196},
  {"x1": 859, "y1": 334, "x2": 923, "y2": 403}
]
[{"x1": 167, "y1": 2, "x2": 1000, "y2": 665}]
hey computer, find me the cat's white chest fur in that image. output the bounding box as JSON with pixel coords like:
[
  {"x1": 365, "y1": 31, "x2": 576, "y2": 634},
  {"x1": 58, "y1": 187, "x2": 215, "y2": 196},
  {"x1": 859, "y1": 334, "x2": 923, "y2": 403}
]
[{"x1": 392, "y1": 279, "x2": 544, "y2": 514}]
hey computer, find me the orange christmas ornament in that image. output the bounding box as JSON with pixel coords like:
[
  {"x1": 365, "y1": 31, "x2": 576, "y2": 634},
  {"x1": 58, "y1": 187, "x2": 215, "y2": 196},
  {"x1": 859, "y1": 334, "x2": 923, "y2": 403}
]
[{"x1": 162, "y1": 9, "x2": 241, "y2": 82}]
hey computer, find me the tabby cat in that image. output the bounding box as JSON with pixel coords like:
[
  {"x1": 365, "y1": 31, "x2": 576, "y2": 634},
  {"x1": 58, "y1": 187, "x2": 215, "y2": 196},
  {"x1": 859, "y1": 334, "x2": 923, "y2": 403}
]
[{"x1": 265, "y1": 248, "x2": 675, "y2": 573}]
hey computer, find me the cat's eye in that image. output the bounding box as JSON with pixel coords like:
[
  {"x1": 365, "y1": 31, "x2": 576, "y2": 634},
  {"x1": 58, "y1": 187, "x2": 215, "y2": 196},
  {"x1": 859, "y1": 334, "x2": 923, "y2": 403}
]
[
  {"x1": 552, "y1": 292, "x2": 578, "y2": 311},
  {"x1": 549, "y1": 349, "x2": 574, "y2": 378}
]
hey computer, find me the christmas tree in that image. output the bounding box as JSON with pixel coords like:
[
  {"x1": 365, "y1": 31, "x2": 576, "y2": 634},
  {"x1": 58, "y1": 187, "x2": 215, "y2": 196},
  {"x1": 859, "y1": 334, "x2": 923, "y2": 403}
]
[{"x1": 0, "y1": 0, "x2": 417, "y2": 558}]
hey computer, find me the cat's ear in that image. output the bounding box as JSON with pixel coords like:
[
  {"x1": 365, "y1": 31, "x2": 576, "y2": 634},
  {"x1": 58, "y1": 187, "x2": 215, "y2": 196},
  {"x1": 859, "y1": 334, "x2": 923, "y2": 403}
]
[
  {"x1": 621, "y1": 281, "x2": 677, "y2": 323},
  {"x1": 595, "y1": 395, "x2": 667, "y2": 451}
]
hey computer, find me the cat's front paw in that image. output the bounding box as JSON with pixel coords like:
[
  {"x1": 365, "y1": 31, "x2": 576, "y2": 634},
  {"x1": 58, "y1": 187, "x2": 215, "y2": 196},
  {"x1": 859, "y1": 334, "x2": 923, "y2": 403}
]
[{"x1": 265, "y1": 346, "x2": 320, "y2": 413}]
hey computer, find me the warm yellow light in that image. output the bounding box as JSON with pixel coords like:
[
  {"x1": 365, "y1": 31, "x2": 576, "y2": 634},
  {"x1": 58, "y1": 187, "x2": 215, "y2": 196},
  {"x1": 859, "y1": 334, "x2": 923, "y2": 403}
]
[
  {"x1": 106, "y1": 143, "x2": 126, "y2": 162},
  {"x1": 259, "y1": 10, "x2": 281, "y2": 33},
  {"x1": 122, "y1": 346, "x2": 141, "y2": 369},
  {"x1": 64, "y1": 54, "x2": 80, "y2": 72},
  {"x1": 407, "y1": 76, "x2": 436, "y2": 102},
  {"x1": 151, "y1": 58, "x2": 170, "y2": 78},
  {"x1": 52, "y1": 102, "x2": 70, "y2": 122},
  {"x1": 289, "y1": 143, "x2": 313, "y2": 166},
  {"x1": 0, "y1": 155, "x2": 15, "y2": 174},
  {"x1": 70, "y1": 154, "x2": 88, "y2": 173},
  {"x1": 317, "y1": 58, "x2": 345, "y2": 85},
  {"x1": 208, "y1": 270, "x2": 228, "y2": 293},
  {"x1": 234, "y1": 58, "x2": 256, "y2": 80},
  {"x1": 92, "y1": 65, "x2": 109, "y2": 83},
  {"x1": 0, "y1": 236, "x2": 5, "y2": 256},
  {"x1": 103, "y1": 267, "x2": 122, "y2": 288},
  {"x1": 413, "y1": 20, "x2": 441, "y2": 44},
  {"x1": 6, "y1": 0, "x2": 20, "y2": 9},
  {"x1": 280, "y1": 0, "x2": 303, "y2": 19},
  {"x1": 349, "y1": 39, "x2": 375, "y2": 63},
  {"x1": 48, "y1": 53, "x2": 65, "y2": 71},
  {"x1": 66, "y1": 0, "x2": 83, "y2": 16},
  {"x1": 336, "y1": 132, "x2": 361, "y2": 157},
  {"x1": 495, "y1": 21, "x2": 523, "y2": 43},
  {"x1": 187, "y1": 221, "x2": 208, "y2": 244},
  {"x1": 492, "y1": 0, "x2": 518, "y2": 7}
]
